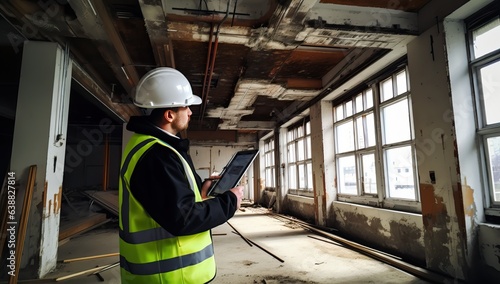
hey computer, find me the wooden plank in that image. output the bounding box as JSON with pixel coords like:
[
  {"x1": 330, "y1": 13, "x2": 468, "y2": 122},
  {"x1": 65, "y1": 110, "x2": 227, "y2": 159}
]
[
  {"x1": 58, "y1": 213, "x2": 108, "y2": 241},
  {"x1": 0, "y1": 173, "x2": 10, "y2": 259},
  {"x1": 55, "y1": 262, "x2": 119, "y2": 282},
  {"x1": 83, "y1": 190, "x2": 119, "y2": 216},
  {"x1": 9, "y1": 165, "x2": 36, "y2": 284},
  {"x1": 62, "y1": 252, "x2": 119, "y2": 263}
]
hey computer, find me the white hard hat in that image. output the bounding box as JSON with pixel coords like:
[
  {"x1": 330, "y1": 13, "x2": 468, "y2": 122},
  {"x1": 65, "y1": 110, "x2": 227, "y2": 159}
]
[{"x1": 134, "y1": 67, "x2": 202, "y2": 108}]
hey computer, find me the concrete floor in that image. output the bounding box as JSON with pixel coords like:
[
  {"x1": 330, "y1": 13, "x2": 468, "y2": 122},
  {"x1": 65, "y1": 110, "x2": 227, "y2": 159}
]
[{"x1": 41, "y1": 207, "x2": 431, "y2": 284}]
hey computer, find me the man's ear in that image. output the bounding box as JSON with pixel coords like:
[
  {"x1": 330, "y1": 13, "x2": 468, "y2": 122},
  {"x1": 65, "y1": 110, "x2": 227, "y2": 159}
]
[{"x1": 163, "y1": 109, "x2": 175, "y2": 122}]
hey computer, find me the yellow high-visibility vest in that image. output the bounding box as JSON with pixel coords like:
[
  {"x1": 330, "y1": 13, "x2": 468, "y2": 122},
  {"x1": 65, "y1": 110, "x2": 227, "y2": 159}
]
[{"x1": 119, "y1": 134, "x2": 216, "y2": 283}]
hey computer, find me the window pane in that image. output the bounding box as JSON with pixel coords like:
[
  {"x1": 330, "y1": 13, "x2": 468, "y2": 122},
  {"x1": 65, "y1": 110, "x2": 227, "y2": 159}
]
[
  {"x1": 396, "y1": 71, "x2": 408, "y2": 95},
  {"x1": 289, "y1": 165, "x2": 297, "y2": 189},
  {"x1": 355, "y1": 112, "x2": 376, "y2": 149},
  {"x1": 306, "y1": 121, "x2": 311, "y2": 135},
  {"x1": 307, "y1": 162, "x2": 313, "y2": 190},
  {"x1": 271, "y1": 168, "x2": 275, "y2": 187},
  {"x1": 297, "y1": 139, "x2": 305, "y2": 161},
  {"x1": 335, "y1": 105, "x2": 344, "y2": 121},
  {"x1": 297, "y1": 125, "x2": 304, "y2": 137},
  {"x1": 355, "y1": 94, "x2": 363, "y2": 113},
  {"x1": 338, "y1": 155, "x2": 357, "y2": 195},
  {"x1": 487, "y1": 136, "x2": 500, "y2": 202},
  {"x1": 336, "y1": 120, "x2": 355, "y2": 153},
  {"x1": 473, "y1": 17, "x2": 500, "y2": 59},
  {"x1": 365, "y1": 89, "x2": 373, "y2": 109},
  {"x1": 306, "y1": 136, "x2": 311, "y2": 159},
  {"x1": 381, "y1": 78, "x2": 393, "y2": 102},
  {"x1": 366, "y1": 112, "x2": 376, "y2": 147},
  {"x1": 345, "y1": 100, "x2": 353, "y2": 117},
  {"x1": 298, "y1": 164, "x2": 306, "y2": 189},
  {"x1": 265, "y1": 168, "x2": 273, "y2": 187},
  {"x1": 382, "y1": 98, "x2": 411, "y2": 144},
  {"x1": 479, "y1": 61, "x2": 500, "y2": 125},
  {"x1": 356, "y1": 117, "x2": 365, "y2": 149},
  {"x1": 385, "y1": 146, "x2": 416, "y2": 200},
  {"x1": 362, "y1": 153, "x2": 377, "y2": 194},
  {"x1": 288, "y1": 143, "x2": 296, "y2": 162}
]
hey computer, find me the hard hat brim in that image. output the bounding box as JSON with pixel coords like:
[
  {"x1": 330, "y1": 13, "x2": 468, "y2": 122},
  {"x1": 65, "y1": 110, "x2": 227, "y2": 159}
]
[
  {"x1": 189, "y1": 94, "x2": 202, "y2": 106},
  {"x1": 134, "y1": 94, "x2": 202, "y2": 108}
]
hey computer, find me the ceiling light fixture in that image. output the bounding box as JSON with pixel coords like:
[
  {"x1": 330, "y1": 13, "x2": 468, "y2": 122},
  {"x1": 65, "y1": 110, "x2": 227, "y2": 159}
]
[
  {"x1": 87, "y1": 0, "x2": 97, "y2": 16},
  {"x1": 121, "y1": 66, "x2": 130, "y2": 80}
]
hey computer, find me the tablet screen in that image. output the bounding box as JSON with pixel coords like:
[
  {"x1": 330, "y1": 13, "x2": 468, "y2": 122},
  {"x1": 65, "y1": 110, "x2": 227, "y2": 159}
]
[{"x1": 207, "y1": 149, "x2": 259, "y2": 196}]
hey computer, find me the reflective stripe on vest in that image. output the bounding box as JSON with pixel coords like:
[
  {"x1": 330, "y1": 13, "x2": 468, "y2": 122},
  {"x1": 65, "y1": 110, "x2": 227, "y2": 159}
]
[{"x1": 119, "y1": 134, "x2": 215, "y2": 281}]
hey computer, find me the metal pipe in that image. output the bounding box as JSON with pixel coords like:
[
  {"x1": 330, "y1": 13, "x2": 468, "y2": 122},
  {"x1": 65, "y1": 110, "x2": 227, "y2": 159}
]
[
  {"x1": 227, "y1": 221, "x2": 253, "y2": 247},
  {"x1": 200, "y1": 24, "x2": 214, "y2": 117},
  {"x1": 200, "y1": 1, "x2": 230, "y2": 123}
]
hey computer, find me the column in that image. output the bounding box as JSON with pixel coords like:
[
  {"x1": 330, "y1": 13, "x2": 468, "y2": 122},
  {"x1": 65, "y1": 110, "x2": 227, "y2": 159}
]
[{"x1": 10, "y1": 41, "x2": 72, "y2": 278}]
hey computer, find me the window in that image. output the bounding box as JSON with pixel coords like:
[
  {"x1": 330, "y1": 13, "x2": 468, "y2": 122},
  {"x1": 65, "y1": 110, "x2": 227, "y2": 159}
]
[
  {"x1": 264, "y1": 138, "x2": 276, "y2": 189},
  {"x1": 467, "y1": 13, "x2": 500, "y2": 209},
  {"x1": 334, "y1": 67, "x2": 419, "y2": 210},
  {"x1": 287, "y1": 119, "x2": 313, "y2": 197}
]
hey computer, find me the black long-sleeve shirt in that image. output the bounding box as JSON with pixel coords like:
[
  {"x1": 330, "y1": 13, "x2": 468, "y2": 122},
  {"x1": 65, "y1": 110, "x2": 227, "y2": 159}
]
[{"x1": 126, "y1": 116, "x2": 238, "y2": 236}]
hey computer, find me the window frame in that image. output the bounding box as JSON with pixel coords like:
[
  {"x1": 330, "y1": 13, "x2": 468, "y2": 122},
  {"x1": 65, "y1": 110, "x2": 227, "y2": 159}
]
[
  {"x1": 264, "y1": 137, "x2": 276, "y2": 190},
  {"x1": 333, "y1": 65, "x2": 421, "y2": 213},
  {"x1": 466, "y1": 9, "x2": 500, "y2": 213},
  {"x1": 286, "y1": 118, "x2": 313, "y2": 197}
]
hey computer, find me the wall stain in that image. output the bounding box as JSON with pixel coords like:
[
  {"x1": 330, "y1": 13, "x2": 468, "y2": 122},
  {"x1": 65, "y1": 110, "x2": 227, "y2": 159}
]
[
  {"x1": 389, "y1": 220, "x2": 425, "y2": 260},
  {"x1": 462, "y1": 178, "x2": 476, "y2": 217},
  {"x1": 420, "y1": 183, "x2": 448, "y2": 229},
  {"x1": 333, "y1": 208, "x2": 424, "y2": 262},
  {"x1": 420, "y1": 183, "x2": 453, "y2": 273}
]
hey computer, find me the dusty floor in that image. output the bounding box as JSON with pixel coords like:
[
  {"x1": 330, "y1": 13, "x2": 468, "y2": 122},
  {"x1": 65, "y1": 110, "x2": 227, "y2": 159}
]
[{"x1": 39, "y1": 207, "x2": 431, "y2": 284}]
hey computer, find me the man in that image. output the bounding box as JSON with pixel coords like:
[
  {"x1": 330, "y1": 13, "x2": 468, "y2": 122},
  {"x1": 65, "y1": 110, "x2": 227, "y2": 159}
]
[{"x1": 119, "y1": 67, "x2": 244, "y2": 283}]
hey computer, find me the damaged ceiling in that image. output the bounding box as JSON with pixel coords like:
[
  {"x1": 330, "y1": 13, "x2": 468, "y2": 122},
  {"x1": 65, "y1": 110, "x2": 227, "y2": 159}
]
[{"x1": 0, "y1": 0, "x2": 430, "y2": 134}]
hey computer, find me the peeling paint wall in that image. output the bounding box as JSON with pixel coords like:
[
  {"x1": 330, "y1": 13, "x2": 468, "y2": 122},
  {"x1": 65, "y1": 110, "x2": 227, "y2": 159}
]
[
  {"x1": 478, "y1": 224, "x2": 500, "y2": 277},
  {"x1": 330, "y1": 201, "x2": 425, "y2": 263},
  {"x1": 407, "y1": 22, "x2": 468, "y2": 280},
  {"x1": 283, "y1": 194, "x2": 316, "y2": 223}
]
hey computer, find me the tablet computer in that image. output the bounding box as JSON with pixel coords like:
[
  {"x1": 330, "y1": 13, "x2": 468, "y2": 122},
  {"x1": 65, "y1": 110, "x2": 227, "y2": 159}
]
[{"x1": 207, "y1": 149, "x2": 259, "y2": 196}]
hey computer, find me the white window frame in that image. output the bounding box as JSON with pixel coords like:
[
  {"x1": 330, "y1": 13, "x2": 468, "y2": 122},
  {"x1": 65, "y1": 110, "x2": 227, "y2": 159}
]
[
  {"x1": 264, "y1": 137, "x2": 276, "y2": 189},
  {"x1": 286, "y1": 119, "x2": 313, "y2": 197},
  {"x1": 466, "y1": 10, "x2": 500, "y2": 215},
  {"x1": 333, "y1": 65, "x2": 421, "y2": 213}
]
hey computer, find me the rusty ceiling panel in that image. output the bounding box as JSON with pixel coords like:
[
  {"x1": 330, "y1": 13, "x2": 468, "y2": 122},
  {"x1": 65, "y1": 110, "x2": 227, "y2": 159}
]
[
  {"x1": 319, "y1": 0, "x2": 431, "y2": 12},
  {"x1": 163, "y1": 0, "x2": 277, "y2": 27},
  {"x1": 173, "y1": 40, "x2": 250, "y2": 108},
  {"x1": 243, "y1": 50, "x2": 291, "y2": 80},
  {"x1": 276, "y1": 48, "x2": 347, "y2": 80},
  {"x1": 241, "y1": 95, "x2": 295, "y2": 122}
]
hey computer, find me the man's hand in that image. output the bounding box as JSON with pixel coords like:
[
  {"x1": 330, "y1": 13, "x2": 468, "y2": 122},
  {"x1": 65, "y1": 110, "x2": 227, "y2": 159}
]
[
  {"x1": 201, "y1": 175, "x2": 221, "y2": 199},
  {"x1": 229, "y1": 186, "x2": 244, "y2": 210}
]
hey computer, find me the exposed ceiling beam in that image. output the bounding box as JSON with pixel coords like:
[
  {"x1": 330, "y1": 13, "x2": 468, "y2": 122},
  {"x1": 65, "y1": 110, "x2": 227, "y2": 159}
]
[
  {"x1": 68, "y1": 0, "x2": 136, "y2": 93},
  {"x1": 237, "y1": 121, "x2": 276, "y2": 130},
  {"x1": 138, "y1": 0, "x2": 174, "y2": 67},
  {"x1": 72, "y1": 61, "x2": 141, "y2": 123},
  {"x1": 90, "y1": 0, "x2": 140, "y2": 85}
]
